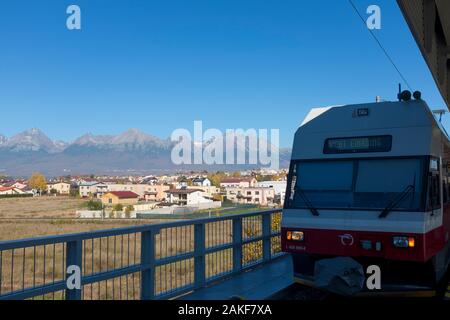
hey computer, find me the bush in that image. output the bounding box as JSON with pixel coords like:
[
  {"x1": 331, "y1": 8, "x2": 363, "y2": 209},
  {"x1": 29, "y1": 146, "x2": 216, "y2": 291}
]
[
  {"x1": 113, "y1": 204, "x2": 123, "y2": 212},
  {"x1": 86, "y1": 200, "x2": 103, "y2": 210}
]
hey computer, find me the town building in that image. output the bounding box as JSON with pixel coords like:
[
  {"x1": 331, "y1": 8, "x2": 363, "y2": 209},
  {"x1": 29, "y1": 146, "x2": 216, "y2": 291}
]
[
  {"x1": 79, "y1": 181, "x2": 108, "y2": 198},
  {"x1": 101, "y1": 191, "x2": 140, "y2": 206},
  {"x1": 47, "y1": 182, "x2": 71, "y2": 195},
  {"x1": 0, "y1": 186, "x2": 25, "y2": 196},
  {"x1": 220, "y1": 177, "x2": 257, "y2": 188},
  {"x1": 192, "y1": 177, "x2": 211, "y2": 187},
  {"x1": 256, "y1": 181, "x2": 287, "y2": 204},
  {"x1": 176, "y1": 178, "x2": 189, "y2": 189},
  {"x1": 107, "y1": 184, "x2": 170, "y2": 200},
  {"x1": 187, "y1": 185, "x2": 220, "y2": 200},
  {"x1": 165, "y1": 188, "x2": 213, "y2": 206},
  {"x1": 225, "y1": 187, "x2": 275, "y2": 206},
  {"x1": 9, "y1": 180, "x2": 28, "y2": 190}
]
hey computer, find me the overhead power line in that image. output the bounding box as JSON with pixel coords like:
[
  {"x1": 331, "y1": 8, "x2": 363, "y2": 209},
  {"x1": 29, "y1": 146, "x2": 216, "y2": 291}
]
[{"x1": 348, "y1": 0, "x2": 413, "y2": 91}]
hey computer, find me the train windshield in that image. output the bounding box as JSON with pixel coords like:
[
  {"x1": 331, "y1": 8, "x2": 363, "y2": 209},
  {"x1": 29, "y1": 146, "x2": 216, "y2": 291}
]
[{"x1": 286, "y1": 157, "x2": 425, "y2": 211}]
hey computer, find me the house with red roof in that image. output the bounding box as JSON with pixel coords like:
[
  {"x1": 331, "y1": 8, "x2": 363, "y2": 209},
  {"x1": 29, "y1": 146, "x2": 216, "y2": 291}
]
[
  {"x1": 0, "y1": 186, "x2": 25, "y2": 196},
  {"x1": 101, "y1": 191, "x2": 140, "y2": 206}
]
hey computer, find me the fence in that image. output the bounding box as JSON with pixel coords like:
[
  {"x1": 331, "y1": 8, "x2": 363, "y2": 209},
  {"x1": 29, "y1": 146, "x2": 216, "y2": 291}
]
[{"x1": 0, "y1": 209, "x2": 283, "y2": 300}]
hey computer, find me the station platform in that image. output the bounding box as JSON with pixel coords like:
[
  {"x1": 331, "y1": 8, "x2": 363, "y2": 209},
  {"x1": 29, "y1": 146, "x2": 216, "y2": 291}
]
[{"x1": 180, "y1": 255, "x2": 294, "y2": 300}]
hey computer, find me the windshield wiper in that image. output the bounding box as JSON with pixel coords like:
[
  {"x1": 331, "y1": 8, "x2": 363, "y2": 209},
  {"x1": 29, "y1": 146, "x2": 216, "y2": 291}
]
[
  {"x1": 296, "y1": 187, "x2": 320, "y2": 216},
  {"x1": 379, "y1": 184, "x2": 415, "y2": 219}
]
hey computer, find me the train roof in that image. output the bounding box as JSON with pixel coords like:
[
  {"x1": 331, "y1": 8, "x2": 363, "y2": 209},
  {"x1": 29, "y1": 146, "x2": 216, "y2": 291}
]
[{"x1": 292, "y1": 100, "x2": 450, "y2": 160}]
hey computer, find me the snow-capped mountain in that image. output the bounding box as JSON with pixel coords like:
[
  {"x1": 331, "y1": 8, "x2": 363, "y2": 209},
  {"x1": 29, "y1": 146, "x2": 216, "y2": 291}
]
[
  {"x1": 0, "y1": 128, "x2": 291, "y2": 175},
  {"x1": 0, "y1": 134, "x2": 7, "y2": 146},
  {"x1": 111, "y1": 128, "x2": 171, "y2": 150},
  {"x1": 1, "y1": 128, "x2": 61, "y2": 153},
  {"x1": 54, "y1": 140, "x2": 69, "y2": 152},
  {"x1": 67, "y1": 129, "x2": 172, "y2": 152},
  {"x1": 71, "y1": 133, "x2": 115, "y2": 147}
]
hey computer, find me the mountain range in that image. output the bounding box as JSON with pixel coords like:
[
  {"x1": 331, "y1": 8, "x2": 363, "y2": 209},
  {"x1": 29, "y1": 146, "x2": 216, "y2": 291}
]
[{"x1": 0, "y1": 129, "x2": 291, "y2": 176}]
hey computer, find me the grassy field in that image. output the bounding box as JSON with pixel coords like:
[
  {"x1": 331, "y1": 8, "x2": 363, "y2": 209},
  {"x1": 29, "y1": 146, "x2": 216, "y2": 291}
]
[
  {"x1": 0, "y1": 196, "x2": 86, "y2": 219},
  {"x1": 0, "y1": 197, "x2": 273, "y2": 241},
  {"x1": 0, "y1": 196, "x2": 171, "y2": 241},
  {"x1": 0, "y1": 219, "x2": 165, "y2": 241},
  {"x1": 0, "y1": 216, "x2": 278, "y2": 300},
  {"x1": 0, "y1": 197, "x2": 281, "y2": 299}
]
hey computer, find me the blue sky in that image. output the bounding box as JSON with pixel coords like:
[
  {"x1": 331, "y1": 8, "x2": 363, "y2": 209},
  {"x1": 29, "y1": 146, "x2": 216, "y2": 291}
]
[{"x1": 0, "y1": 0, "x2": 447, "y2": 147}]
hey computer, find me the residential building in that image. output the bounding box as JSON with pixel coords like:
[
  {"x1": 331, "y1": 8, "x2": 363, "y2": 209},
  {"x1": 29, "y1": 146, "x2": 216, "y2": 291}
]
[
  {"x1": 142, "y1": 185, "x2": 171, "y2": 201},
  {"x1": 256, "y1": 181, "x2": 287, "y2": 204},
  {"x1": 139, "y1": 176, "x2": 159, "y2": 185},
  {"x1": 9, "y1": 181, "x2": 28, "y2": 190},
  {"x1": 187, "y1": 185, "x2": 220, "y2": 200},
  {"x1": 107, "y1": 184, "x2": 170, "y2": 200},
  {"x1": 176, "y1": 178, "x2": 189, "y2": 189},
  {"x1": 47, "y1": 182, "x2": 71, "y2": 195},
  {"x1": 225, "y1": 187, "x2": 275, "y2": 206},
  {"x1": 101, "y1": 191, "x2": 140, "y2": 206},
  {"x1": 192, "y1": 177, "x2": 211, "y2": 187},
  {"x1": 0, "y1": 186, "x2": 25, "y2": 195},
  {"x1": 165, "y1": 188, "x2": 213, "y2": 206},
  {"x1": 79, "y1": 181, "x2": 108, "y2": 198},
  {"x1": 220, "y1": 177, "x2": 257, "y2": 188},
  {"x1": 224, "y1": 187, "x2": 241, "y2": 203}
]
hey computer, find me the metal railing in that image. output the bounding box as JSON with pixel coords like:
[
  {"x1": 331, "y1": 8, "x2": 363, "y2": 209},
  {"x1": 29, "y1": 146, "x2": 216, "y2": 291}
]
[{"x1": 0, "y1": 209, "x2": 283, "y2": 300}]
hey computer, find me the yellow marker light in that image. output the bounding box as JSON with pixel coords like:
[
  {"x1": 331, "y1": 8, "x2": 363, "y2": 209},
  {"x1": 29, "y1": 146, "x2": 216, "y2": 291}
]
[
  {"x1": 408, "y1": 237, "x2": 415, "y2": 248},
  {"x1": 393, "y1": 236, "x2": 416, "y2": 248},
  {"x1": 286, "y1": 231, "x2": 292, "y2": 240}
]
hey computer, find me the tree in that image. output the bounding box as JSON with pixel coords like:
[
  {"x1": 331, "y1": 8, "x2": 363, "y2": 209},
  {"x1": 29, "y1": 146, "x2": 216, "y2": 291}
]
[
  {"x1": 256, "y1": 174, "x2": 274, "y2": 182},
  {"x1": 208, "y1": 171, "x2": 226, "y2": 188},
  {"x1": 29, "y1": 172, "x2": 47, "y2": 191},
  {"x1": 69, "y1": 188, "x2": 79, "y2": 198},
  {"x1": 125, "y1": 205, "x2": 134, "y2": 218}
]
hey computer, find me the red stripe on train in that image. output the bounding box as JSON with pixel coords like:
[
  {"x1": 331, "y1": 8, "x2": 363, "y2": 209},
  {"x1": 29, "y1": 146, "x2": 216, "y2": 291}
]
[{"x1": 281, "y1": 226, "x2": 446, "y2": 262}]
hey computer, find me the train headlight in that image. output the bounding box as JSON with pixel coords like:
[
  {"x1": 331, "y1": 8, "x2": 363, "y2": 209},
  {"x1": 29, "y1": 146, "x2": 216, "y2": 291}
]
[
  {"x1": 287, "y1": 231, "x2": 304, "y2": 241},
  {"x1": 392, "y1": 236, "x2": 415, "y2": 248}
]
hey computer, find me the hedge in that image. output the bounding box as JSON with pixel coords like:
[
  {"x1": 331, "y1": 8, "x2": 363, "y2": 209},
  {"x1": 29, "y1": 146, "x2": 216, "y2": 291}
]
[{"x1": 0, "y1": 193, "x2": 34, "y2": 199}]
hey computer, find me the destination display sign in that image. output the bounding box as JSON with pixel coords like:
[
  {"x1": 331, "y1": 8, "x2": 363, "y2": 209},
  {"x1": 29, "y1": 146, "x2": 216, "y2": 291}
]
[{"x1": 323, "y1": 135, "x2": 392, "y2": 154}]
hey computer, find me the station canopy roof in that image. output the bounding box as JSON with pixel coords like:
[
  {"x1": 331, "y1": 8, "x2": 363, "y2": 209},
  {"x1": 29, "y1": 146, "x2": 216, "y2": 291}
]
[{"x1": 397, "y1": 0, "x2": 450, "y2": 109}]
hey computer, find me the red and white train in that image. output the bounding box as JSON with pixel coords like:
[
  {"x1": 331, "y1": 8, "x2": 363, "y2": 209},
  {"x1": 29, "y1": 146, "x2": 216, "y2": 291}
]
[{"x1": 282, "y1": 97, "x2": 450, "y2": 294}]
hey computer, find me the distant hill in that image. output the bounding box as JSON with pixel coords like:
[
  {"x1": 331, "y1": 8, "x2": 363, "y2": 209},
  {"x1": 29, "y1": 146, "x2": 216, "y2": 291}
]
[{"x1": 0, "y1": 129, "x2": 291, "y2": 176}]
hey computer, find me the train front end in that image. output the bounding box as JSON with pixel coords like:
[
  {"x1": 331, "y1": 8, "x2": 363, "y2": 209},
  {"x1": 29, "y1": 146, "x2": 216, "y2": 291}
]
[{"x1": 281, "y1": 99, "x2": 450, "y2": 295}]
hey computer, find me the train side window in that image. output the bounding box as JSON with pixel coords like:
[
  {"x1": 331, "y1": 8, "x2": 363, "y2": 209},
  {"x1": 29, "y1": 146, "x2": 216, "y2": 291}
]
[
  {"x1": 428, "y1": 175, "x2": 441, "y2": 210},
  {"x1": 447, "y1": 183, "x2": 450, "y2": 202},
  {"x1": 443, "y1": 181, "x2": 448, "y2": 203}
]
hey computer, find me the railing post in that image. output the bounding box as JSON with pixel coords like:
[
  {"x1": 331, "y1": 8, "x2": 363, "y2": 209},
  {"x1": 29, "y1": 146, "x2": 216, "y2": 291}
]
[
  {"x1": 65, "y1": 240, "x2": 82, "y2": 300},
  {"x1": 262, "y1": 213, "x2": 272, "y2": 262},
  {"x1": 140, "y1": 230, "x2": 155, "y2": 300},
  {"x1": 232, "y1": 217, "x2": 242, "y2": 272},
  {"x1": 194, "y1": 224, "x2": 206, "y2": 288}
]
